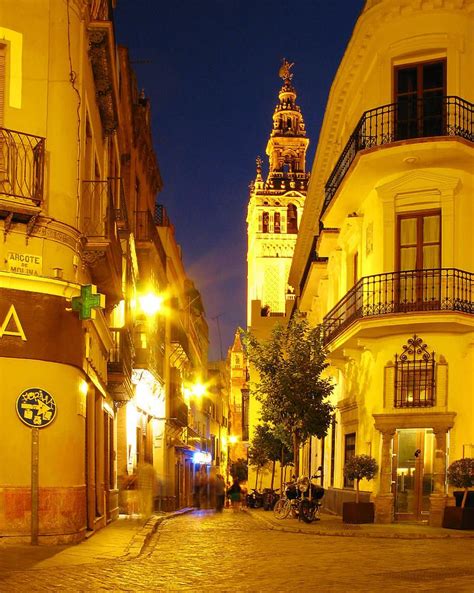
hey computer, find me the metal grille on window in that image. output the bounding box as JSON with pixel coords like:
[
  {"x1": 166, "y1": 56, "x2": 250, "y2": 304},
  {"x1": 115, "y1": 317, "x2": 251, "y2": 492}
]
[{"x1": 394, "y1": 335, "x2": 435, "y2": 408}]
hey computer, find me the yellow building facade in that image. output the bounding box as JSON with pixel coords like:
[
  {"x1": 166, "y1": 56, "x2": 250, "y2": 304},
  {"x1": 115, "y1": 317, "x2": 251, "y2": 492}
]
[
  {"x1": 0, "y1": 0, "x2": 218, "y2": 542},
  {"x1": 290, "y1": 0, "x2": 474, "y2": 525}
]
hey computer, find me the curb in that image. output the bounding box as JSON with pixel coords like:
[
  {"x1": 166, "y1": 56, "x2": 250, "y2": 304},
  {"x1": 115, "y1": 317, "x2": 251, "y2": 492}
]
[
  {"x1": 249, "y1": 509, "x2": 474, "y2": 540},
  {"x1": 124, "y1": 508, "x2": 195, "y2": 559}
]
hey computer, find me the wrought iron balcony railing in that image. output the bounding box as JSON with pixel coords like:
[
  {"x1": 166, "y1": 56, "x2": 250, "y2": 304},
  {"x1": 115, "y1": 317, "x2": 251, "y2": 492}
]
[
  {"x1": 323, "y1": 268, "x2": 474, "y2": 344},
  {"x1": 323, "y1": 96, "x2": 473, "y2": 214},
  {"x1": 135, "y1": 210, "x2": 167, "y2": 268},
  {"x1": 155, "y1": 204, "x2": 172, "y2": 228},
  {"x1": 81, "y1": 180, "x2": 112, "y2": 237},
  {"x1": 0, "y1": 127, "x2": 45, "y2": 204},
  {"x1": 110, "y1": 177, "x2": 129, "y2": 234},
  {"x1": 108, "y1": 327, "x2": 134, "y2": 375}
]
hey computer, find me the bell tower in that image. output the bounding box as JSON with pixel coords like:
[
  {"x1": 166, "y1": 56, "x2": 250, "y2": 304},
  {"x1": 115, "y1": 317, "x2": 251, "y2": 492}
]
[{"x1": 247, "y1": 59, "x2": 310, "y2": 326}]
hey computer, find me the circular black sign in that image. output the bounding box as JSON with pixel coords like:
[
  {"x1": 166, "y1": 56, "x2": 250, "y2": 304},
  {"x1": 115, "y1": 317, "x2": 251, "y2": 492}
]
[{"x1": 16, "y1": 388, "x2": 57, "y2": 428}]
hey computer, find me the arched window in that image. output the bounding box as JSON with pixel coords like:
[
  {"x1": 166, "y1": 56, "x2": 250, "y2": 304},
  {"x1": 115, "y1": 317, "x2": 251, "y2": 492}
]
[
  {"x1": 262, "y1": 212, "x2": 269, "y2": 233},
  {"x1": 274, "y1": 212, "x2": 281, "y2": 233},
  {"x1": 394, "y1": 335, "x2": 435, "y2": 408},
  {"x1": 287, "y1": 203, "x2": 298, "y2": 233}
]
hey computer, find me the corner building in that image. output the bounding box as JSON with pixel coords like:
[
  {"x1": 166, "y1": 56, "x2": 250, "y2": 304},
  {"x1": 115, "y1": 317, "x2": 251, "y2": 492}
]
[{"x1": 290, "y1": 0, "x2": 474, "y2": 525}]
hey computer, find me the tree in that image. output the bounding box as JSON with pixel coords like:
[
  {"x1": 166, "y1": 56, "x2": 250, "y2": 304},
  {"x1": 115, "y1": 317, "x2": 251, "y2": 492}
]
[
  {"x1": 247, "y1": 435, "x2": 269, "y2": 489},
  {"x1": 447, "y1": 458, "x2": 474, "y2": 508},
  {"x1": 242, "y1": 317, "x2": 334, "y2": 475},
  {"x1": 343, "y1": 455, "x2": 378, "y2": 503},
  {"x1": 248, "y1": 423, "x2": 292, "y2": 489},
  {"x1": 230, "y1": 458, "x2": 248, "y2": 483}
]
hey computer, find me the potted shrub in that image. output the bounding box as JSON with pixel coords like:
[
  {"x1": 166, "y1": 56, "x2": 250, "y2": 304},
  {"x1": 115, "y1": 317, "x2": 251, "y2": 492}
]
[
  {"x1": 443, "y1": 458, "x2": 474, "y2": 530},
  {"x1": 342, "y1": 455, "x2": 378, "y2": 524}
]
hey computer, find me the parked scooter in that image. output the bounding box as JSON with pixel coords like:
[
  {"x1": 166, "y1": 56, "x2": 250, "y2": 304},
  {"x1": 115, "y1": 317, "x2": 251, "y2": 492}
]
[
  {"x1": 262, "y1": 487, "x2": 280, "y2": 511},
  {"x1": 246, "y1": 488, "x2": 264, "y2": 508}
]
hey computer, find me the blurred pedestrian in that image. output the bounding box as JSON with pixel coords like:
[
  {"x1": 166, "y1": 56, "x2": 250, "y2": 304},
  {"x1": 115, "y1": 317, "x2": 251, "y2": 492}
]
[
  {"x1": 137, "y1": 462, "x2": 154, "y2": 519},
  {"x1": 193, "y1": 471, "x2": 202, "y2": 509},
  {"x1": 227, "y1": 477, "x2": 242, "y2": 512},
  {"x1": 215, "y1": 474, "x2": 225, "y2": 512}
]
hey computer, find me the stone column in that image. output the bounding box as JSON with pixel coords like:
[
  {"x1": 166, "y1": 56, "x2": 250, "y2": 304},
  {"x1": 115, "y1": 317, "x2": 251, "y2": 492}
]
[
  {"x1": 429, "y1": 429, "x2": 449, "y2": 527},
  {"x1": 374, "y1": 430, "x2": 395, "y2": 524}
]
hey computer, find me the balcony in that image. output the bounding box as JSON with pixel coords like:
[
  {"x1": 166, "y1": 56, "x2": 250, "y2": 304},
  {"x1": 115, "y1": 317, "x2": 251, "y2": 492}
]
[
  {"x1": 0, "y1": 127, "x2": 45, "y2": 220},
  {"x1": 87, "y1": 8, "x2": 118, "y2": 135},
  {"x1": 170, "y1": 395, "x2": 189, "y2": 428},
  {"x1": 135, "y1": 210, "x2": 166, "y2": 268},
  {"x1": 155, "y1": 204, "x2": 173, "y2": 228},
  {"x1": 133, "y1": 325, "x2": 165, "y2": 380},
  {"x1": 81, "y1": 180, "x2": 123, "y2": 305},
  {"x1": 322, "y1": 96, "x2": 473, "y2": 215},
  {"x1": 109, "y1": 177, "x2": 130, "y2": 236},
  {"x1": 323, "y1": 268, "x2": 474, "y2": 344},
  {"x1": 108, "y1": 327, "x2": 134, "y2": 401}
]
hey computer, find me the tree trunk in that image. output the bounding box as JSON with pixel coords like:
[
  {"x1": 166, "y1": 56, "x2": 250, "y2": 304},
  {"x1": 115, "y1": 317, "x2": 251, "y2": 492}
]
[
  {"x1": 293, "y1": 432, "x2": 300, "y2": 477},
  {"x1": 462, "y1": 488, "x2": 468, "y2": 509},
  {"x1": 271, "y1": 460, "x2": 275, "y2": 490},
  {"x1": 356, "y1": 478, "x2": 360, "y2": 504},
  {"x1": 255, "y1": 468, "x2": 259, "y2": 489}
]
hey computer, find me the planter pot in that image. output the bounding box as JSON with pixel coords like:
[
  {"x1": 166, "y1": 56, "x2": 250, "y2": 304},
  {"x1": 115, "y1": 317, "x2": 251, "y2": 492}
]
[
  {"x1": 343, "y1": 501, "x2": 375, "y2": 524},
  {"x1": 442, "y1": 506, "x2": 474, "y2": 530}
]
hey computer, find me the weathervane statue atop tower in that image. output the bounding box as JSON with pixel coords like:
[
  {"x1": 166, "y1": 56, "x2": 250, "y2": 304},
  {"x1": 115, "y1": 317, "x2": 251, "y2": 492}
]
[{"x1": 278, "y1": 58, "x2": 294, "y2": 83}]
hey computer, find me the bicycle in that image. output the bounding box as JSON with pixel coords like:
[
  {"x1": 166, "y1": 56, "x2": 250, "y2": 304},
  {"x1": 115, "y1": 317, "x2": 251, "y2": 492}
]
[
  {"x1": 273, "y1": 479, "x2": 300, "y2": 520},
  {"x1": 273, "y1": 474, "x2": 325, "y2": 521}
]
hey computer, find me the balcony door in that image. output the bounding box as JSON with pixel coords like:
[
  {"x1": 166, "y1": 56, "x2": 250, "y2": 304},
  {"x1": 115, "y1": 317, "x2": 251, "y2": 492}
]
[
  {"x1": 396, "y1": 211, "x2": 441, "y2": 311},
  {"x1": 394, "y1": 59, "x2": 446, "y2": 139}
]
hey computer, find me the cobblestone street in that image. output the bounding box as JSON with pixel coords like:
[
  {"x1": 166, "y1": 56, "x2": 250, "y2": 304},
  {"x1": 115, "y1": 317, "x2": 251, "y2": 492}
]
[{"x1": 1, "y1": 510, "x2": 474, "y2": 592}]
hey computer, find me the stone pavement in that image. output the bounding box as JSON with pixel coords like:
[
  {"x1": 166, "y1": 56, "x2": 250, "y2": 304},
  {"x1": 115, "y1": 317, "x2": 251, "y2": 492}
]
[
  {"x1": 0, "y1": 509, "x2": 192, "y2": 572},
  {"x1": 0, "y1": 505, "x2": 473, "y2": 575},
  {"x1": 0, "y1": 508, "x2": 473, "y2": 592},
  {"x1": 249, "y1": 508, "x2": 474, "y2": 539}
]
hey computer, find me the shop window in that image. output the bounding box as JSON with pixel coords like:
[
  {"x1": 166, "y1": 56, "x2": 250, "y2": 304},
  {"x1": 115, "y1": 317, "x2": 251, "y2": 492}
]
[{"x1": 395, "y1": 335, "x2": 435, "y2": 408}]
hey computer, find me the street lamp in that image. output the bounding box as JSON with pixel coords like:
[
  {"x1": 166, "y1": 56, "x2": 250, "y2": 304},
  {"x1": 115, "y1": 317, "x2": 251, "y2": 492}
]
[{"x1": 138, "y1": 291, "x2": 164, "y2": 317}]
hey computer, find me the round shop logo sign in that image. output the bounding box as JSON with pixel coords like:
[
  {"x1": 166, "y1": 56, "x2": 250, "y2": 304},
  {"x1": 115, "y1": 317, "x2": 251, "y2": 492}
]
[{"x1": 16, "y1": 388, "x2": 57, "y2": 428}]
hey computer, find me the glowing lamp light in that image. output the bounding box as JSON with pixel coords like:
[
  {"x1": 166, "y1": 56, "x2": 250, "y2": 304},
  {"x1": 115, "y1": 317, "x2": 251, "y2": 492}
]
[
  {"x1": 229, "y1": 435, "x2": 238, "y2": 444},
  {"x1": 191, "y1": 382, "x2": 206, "y2": 398},
  {"x1": 138, "y1": 292, "x2": 164, "y2": 316},
  {"x1": 193, "y1": 451, "x2": 212, "y2": 464},
  {"x1": 79, "y1": 380, "x2": 89, "y2": 396}
]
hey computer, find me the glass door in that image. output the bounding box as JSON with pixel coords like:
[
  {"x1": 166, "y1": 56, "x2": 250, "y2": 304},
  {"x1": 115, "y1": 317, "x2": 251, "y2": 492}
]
[
  {"x1": 394, "y1": 60, "x2": 446, "y2": 140},
  {"x1": 393, "y1": 429, "x2": 434, "y2": 521},
  {"x1": 397, "y1": 211, "x2": 441, "y2": 311}
]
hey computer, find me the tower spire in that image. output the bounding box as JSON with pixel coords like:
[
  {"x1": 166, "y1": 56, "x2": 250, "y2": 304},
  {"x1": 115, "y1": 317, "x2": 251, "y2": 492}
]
[{"x1": 246, "y1": 61, "x2": 310, "y2": 324}]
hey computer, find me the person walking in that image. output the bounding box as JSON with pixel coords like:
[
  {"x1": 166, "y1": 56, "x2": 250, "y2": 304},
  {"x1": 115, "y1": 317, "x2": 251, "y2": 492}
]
[
  {"x1": 227, "y1": 477, "x2": 242, "y2": 512},
  {"x1": 215, "y1": 474, "x2": 226, "y2": 512}
]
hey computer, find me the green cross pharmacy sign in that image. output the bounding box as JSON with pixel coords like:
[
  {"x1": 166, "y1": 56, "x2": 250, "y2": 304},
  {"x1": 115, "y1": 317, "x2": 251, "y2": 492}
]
[{"x1": 71, "y1": 284, "x2": 105, "y2": 320}]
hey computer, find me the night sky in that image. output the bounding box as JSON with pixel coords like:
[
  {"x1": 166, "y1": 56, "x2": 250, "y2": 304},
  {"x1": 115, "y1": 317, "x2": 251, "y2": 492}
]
[{"x1": 115, "y1": 0, "x2": 364, "y2": 360}]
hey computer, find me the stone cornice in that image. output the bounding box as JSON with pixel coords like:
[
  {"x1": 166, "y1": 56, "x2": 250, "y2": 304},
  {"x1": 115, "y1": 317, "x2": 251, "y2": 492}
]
[{"x1": 373, "y1": 411, "x2": 457, "y2": 433}]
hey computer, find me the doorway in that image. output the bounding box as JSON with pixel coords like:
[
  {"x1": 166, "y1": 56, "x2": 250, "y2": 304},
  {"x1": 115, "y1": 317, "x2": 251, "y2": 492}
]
[
  {"x1": 396, "y1": 211, "x2": 441, "y2": 311},
  {"x1": 392, "y1": 429, "x2": 434, "y2": 521}
]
